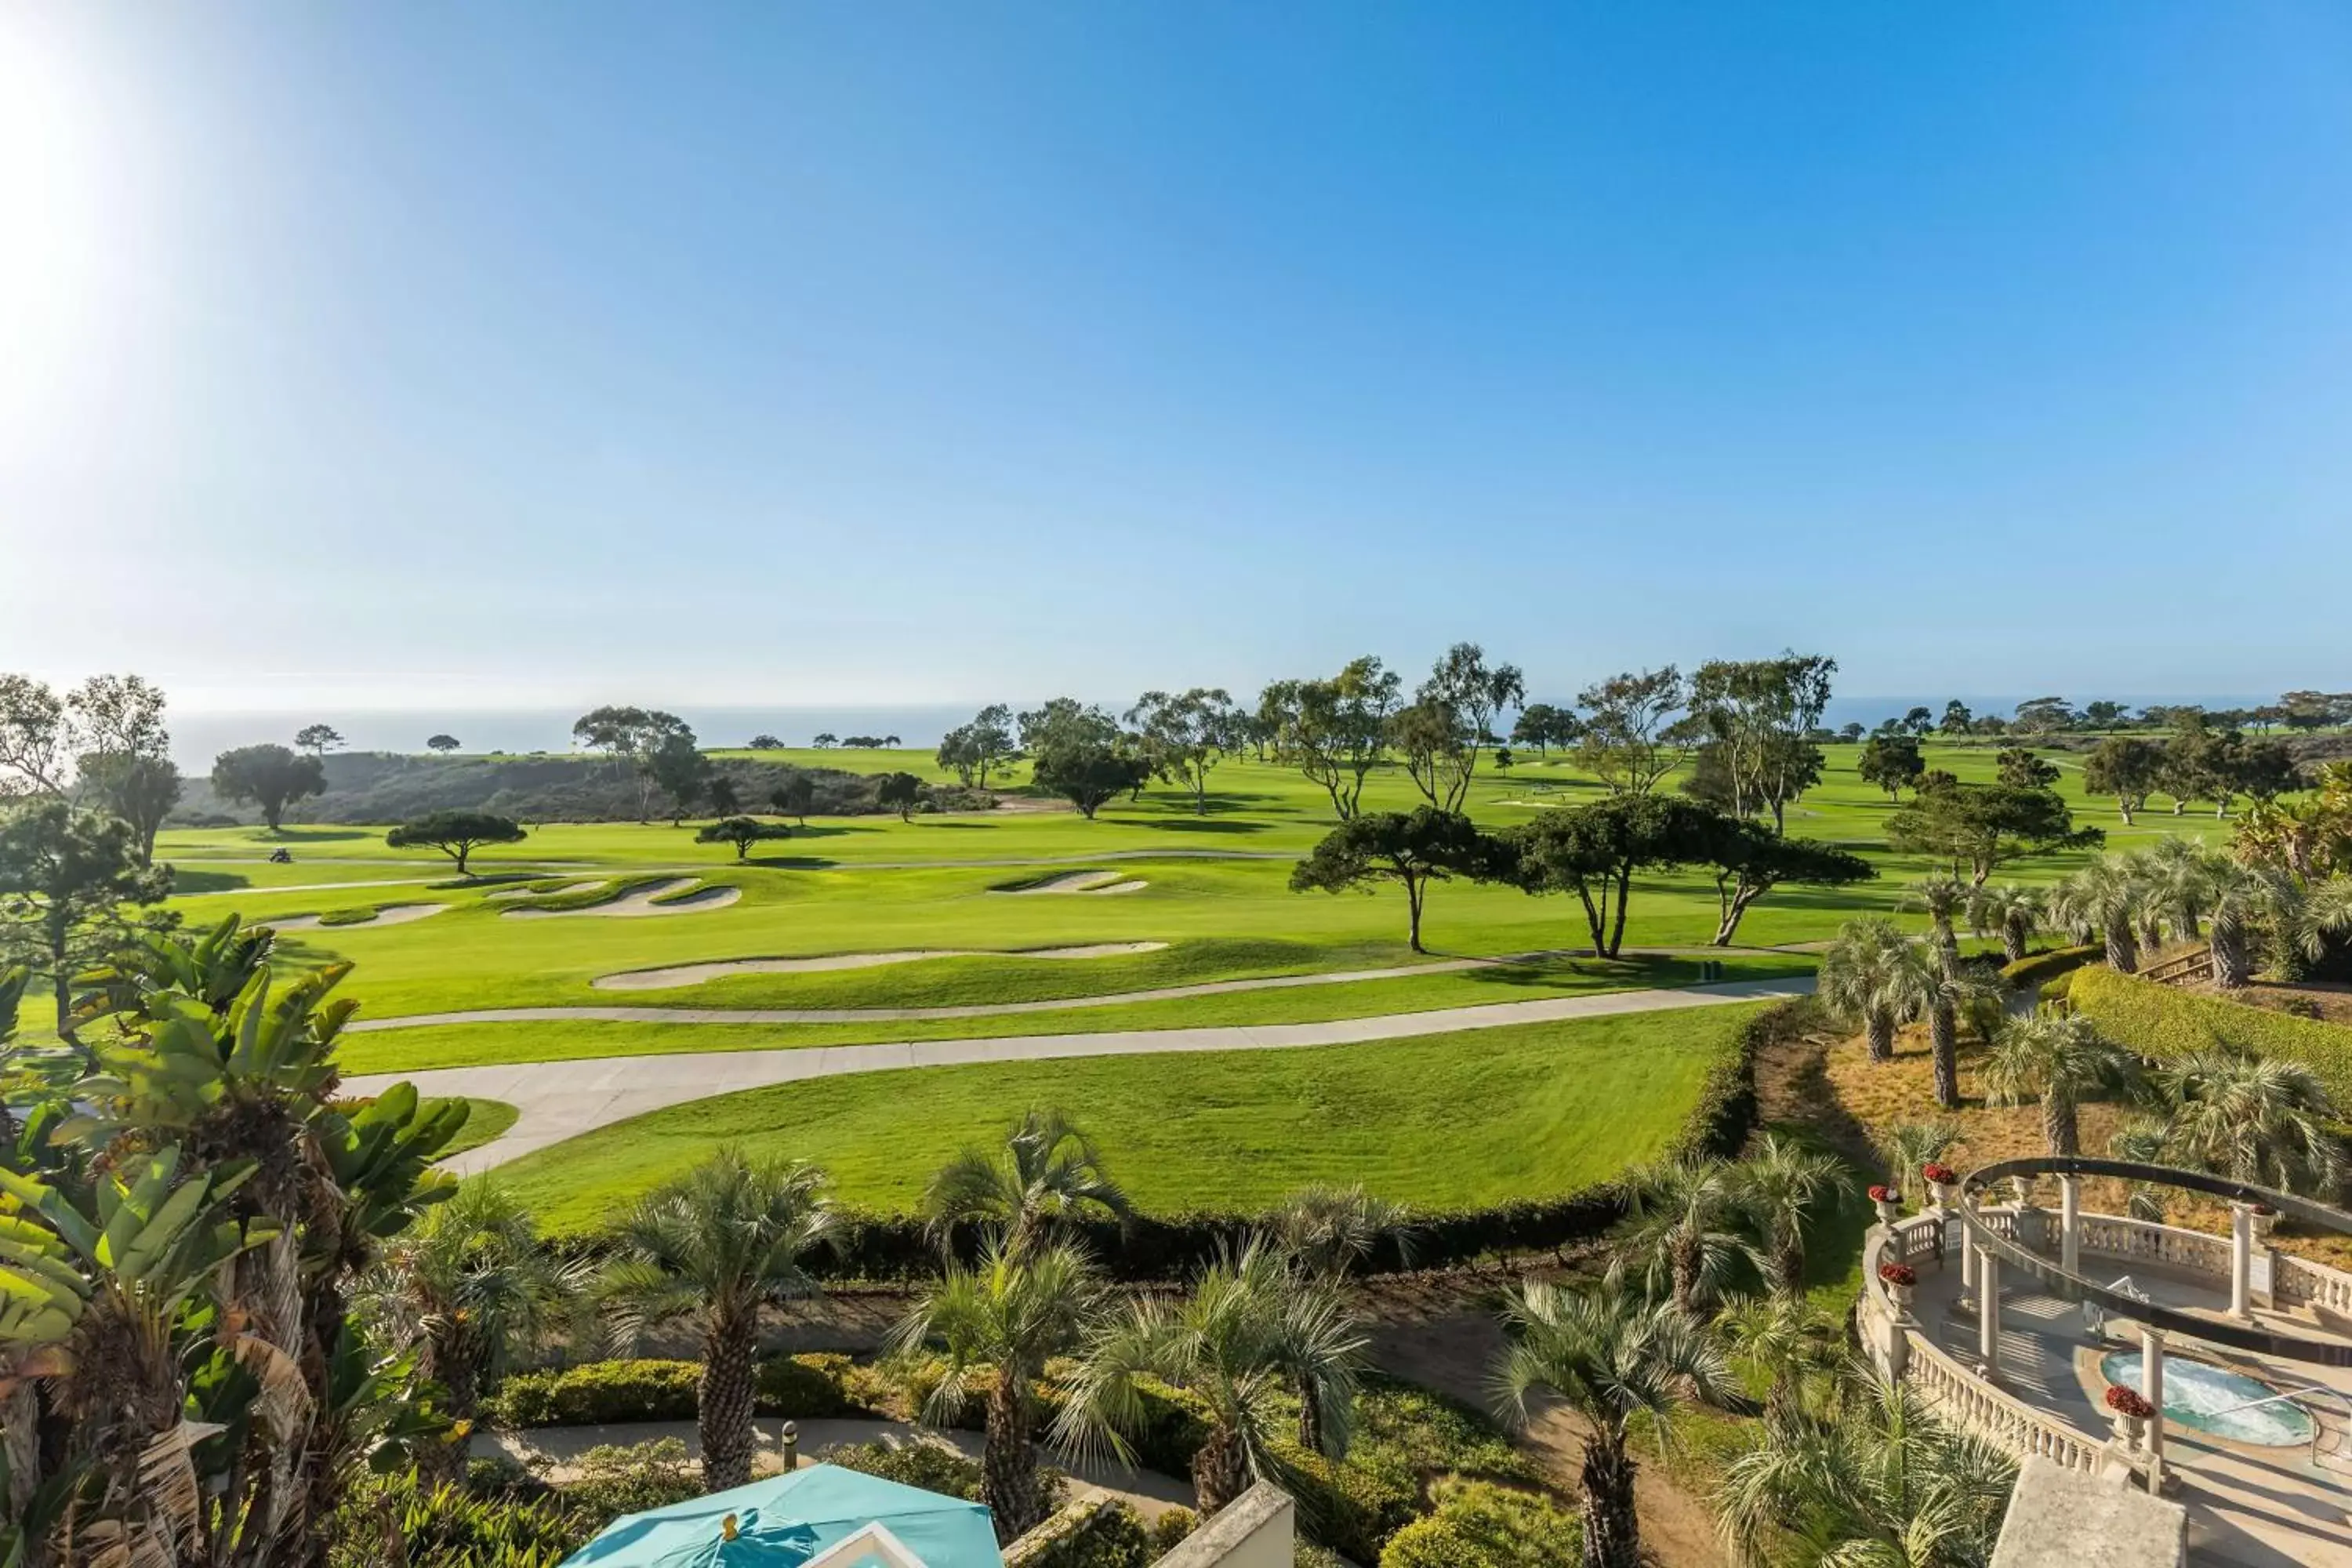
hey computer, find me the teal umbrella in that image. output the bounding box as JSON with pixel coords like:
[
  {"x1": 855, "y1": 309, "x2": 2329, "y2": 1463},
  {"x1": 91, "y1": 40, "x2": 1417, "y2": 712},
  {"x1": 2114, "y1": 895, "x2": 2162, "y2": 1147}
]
[{"x1": 560, "y1": 1464, "x2": 1004, "y2": 1568}]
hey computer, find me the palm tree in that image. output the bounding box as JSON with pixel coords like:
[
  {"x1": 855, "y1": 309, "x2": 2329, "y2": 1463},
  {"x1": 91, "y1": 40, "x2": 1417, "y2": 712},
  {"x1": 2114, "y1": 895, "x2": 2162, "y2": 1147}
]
[
  {"x1": 2144, "y1": 836, "x2": 2212, "y2": 941},
  {"x1": 362, "y1": 1180, "x2": 590, "y2": 1481},
  {"x1": 1720, "y1": 1294, "x2": 1839, "y2": 1427},
  {"x1": 1857, "y1": 941, "x2": 1986, "y2": 1112},
  {"x1": 889, "y1": 1240, "x2": 1105, "y2": 1541},
  {"x1": 1717, "y1": 1367, "x2": 2015, "y2": 1568},
  {"x1": 2151, "y1": 1048, "x2": 2343, "y2": 1196},
  {"x1": 1737, "y1": 1134, "x2": 1849, "y2": 1298},
  {"x1": 1612, "y1": 1158, "x2": 1760, "y2": 1316},
  {"x1": 1261, "y1": 1183, "x2": 1414, "y2": 1453},
  {"x1": 603, "y1": 1148, "x2": 839, "y2": 1489},
  {"x1": 1494, "y1": 1278, "x2": 1740, "y2": 1568},
  {"x1": 1056, "y1": 1239, "x2": 1365, "y2": 1515},
  {"x1": 1966, "y1": 883, "x2": 2042, "y2": 965},
  {"x1": 2284, "y1": 875, "x2": 2352, "y2": 981},
  {"x1": 2202, "y1": 855, "x2": 2292, "y2": 989},
  {"x1": 924, "y1": 1109, "x2": 1131, "y2": 1255},
  {"x1": 1874, "y1": 1120, "x2": 1962, "y2": 1208},
  {"x1": 2050, "y1": 857, "x2": 2143, "y2": 974},
  {"x1": 1818, "y1": 918, "x2": 1914, "y2": 1063},
  {"x1": 1979, "y1": 1014, "x2": 2137, "y2": 1157},
  {"x1": 1905, "y1": 876, "x2": 1966, "y2": 975},
  {"x1": 2118, "y1": 849, "x2": 2172, "y2": 958}
]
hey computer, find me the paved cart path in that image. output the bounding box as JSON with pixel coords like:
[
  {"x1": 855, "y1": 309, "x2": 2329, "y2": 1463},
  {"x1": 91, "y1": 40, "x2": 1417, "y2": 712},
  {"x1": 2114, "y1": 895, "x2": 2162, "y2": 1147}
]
[{"x1": 348, "y1": 974, "x2": 1813, "y2": 1174}]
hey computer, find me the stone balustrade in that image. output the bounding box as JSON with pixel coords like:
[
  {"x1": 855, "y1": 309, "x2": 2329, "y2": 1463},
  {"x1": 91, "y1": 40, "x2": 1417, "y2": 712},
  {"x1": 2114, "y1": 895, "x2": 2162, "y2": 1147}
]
[
  {"x1": 1902, "y1": 1327, "x2": 2110, "y2": 1475},
  {"x1": 2274, "y1": 1250, "x2": 2352, "y2": 1316}
]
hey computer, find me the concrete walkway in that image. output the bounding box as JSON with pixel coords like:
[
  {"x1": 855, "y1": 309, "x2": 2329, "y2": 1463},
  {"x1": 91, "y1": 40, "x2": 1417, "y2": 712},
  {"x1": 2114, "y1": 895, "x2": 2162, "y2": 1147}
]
[
  {"x1": 346, "y1": 974, "x2": 1813, "y2": 1173},
  {"x1": 473, "y1": 1415, "x2": 1196, "y2": 1521}
]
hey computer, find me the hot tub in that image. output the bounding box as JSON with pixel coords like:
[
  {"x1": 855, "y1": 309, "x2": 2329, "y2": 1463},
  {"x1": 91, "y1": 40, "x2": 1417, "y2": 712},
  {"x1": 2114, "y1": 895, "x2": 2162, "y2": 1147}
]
[{"x1": 2099, "y1": 1350, "x2": 2316, "y2": 1447}]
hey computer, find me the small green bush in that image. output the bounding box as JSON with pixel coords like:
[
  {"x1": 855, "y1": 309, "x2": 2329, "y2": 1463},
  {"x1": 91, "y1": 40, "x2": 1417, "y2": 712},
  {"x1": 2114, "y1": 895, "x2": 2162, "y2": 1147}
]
[
  {"x1": 328, "y1": 1471, "x2": 581, "y2": 1568},
  {"x1": 1152, "y1": 1508, "x2": 1198, "y2": 1552},
  {"x1": 1006, "y1": 1499, "x2": 1157, "y2": 1568},
  {"x1": 560, "y1": 1439, "x2": 702, "y2": 1523},
  {"x1": 487, "y1": 1359, "x2": 699, "y2": 1427},
  {"x1": 811, "y1": 1439, "x2": 1069, "y2": 1512},
  {"x1": 2071, "y1": 964, "x2": 2352, "y2": 1105},
  {"x1": 1378, "y1": 1479, "x2": 1581, "y2": 1568},
  {"x1": 756, "y1": 1352, "x2": 866, "y2": 1417}
]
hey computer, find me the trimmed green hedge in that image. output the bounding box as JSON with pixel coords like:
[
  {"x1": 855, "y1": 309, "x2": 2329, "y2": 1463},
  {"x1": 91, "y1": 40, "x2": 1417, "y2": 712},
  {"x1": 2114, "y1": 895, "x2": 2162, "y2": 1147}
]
[
  {"x1": 2070, "y1": 965, "x2": 2352, "y2": 1102},
  {"x1": 485, "y1": 1353, "x2": 868, "y2": 1427},
  {"x1": 1379, "y1": 1479, "x2": 1581, "y2": 1568},
  {"x1": 2001, "y1": 945, "x2": 2101, "y2": 993}
]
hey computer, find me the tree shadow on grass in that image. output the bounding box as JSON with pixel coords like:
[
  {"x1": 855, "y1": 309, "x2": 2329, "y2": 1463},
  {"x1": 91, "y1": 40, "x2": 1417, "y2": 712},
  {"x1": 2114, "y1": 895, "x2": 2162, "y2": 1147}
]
[
  {"x1": 170, "y1": 869, "x2": 251, "y2": 894},
  {"x1": 1133, "y1": 817, "x2": 1269, "y2": 834},
  {"x1": 250, "y1": 826, "x2": 374, "y2": 844}
]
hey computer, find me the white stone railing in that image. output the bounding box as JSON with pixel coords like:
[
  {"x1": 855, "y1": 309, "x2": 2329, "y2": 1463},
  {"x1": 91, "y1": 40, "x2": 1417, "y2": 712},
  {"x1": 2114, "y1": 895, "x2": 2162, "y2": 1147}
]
[
  {"x1": 2074, "y1": 1213, "x2": 2234, "y2": 1277},
  {"x1": 1902, "y1": 1326, "x2": 2111, "y2": 1475},
  {"x1": 2274, "y1": 1250, "x2": 2352, "y2": 1315}
]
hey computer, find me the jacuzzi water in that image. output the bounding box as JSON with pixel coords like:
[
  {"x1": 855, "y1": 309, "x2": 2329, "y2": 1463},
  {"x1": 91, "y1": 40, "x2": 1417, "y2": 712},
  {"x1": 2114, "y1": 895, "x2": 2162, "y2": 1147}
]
[{"x1": 2099, "y1": 1351, "x2": 2316, "y2": 1446}]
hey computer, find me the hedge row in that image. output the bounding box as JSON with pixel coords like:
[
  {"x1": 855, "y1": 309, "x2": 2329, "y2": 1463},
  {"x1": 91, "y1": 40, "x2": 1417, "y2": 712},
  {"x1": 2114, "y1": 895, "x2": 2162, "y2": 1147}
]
[
  {"x1": 770, "y1": 997, "x2": 1807, "y2": 1286},
  {"x1": 2069, "y1": 965, "x2": 2352, "y2": 1104},
  {"x1": 485, "y1": 1353, "x2": 871, "y2": 1428},
  {"x1": 1999, "y1": 945, "x2": 2102, "y2": 993}
]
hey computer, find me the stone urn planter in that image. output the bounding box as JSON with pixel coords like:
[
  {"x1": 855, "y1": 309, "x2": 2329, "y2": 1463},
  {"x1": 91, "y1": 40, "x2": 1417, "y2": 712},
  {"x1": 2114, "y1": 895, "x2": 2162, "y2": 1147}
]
[
  {"x1": 2251, "y1": 1203, "x2": 2278, "y2": 1244},
  {"x1": 2105, "y1": 1383, "x2": 2155, "y2": 1451},
  {"x1": 1870, "y1": 1185, "x2": 1900, "y2": 1228},
  {"x1": 1923, "y1": 1163, "x2": 1959, "y2": 1211},
  {"x1": 1878, "y1": 1261, "x2": 1918, "y2": 1316}
]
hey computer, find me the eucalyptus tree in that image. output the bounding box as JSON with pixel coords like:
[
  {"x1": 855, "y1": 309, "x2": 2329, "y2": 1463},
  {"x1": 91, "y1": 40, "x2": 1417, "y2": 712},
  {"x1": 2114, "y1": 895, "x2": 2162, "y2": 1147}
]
[
  {"x1": 0, "y1": 800, "x2": 173, "y2": 1040},
  {"x1": 1682, "y1": 652, "x2": 1837, "y2": 833},
  {"x1": 1058, "y1": 1240, "x2": 1366, "y2": 1515},
  {"x1": 1966, "y1": 883, "x2": 2042, "y2": 964},
  {"x1": 1125, "y1": 688, "x2": 1243, "y2": 814},
  {"x1": 1281, "y1": 656, "x2": 1401, "y2": 820},
  {"x1": 1292, "y1": 807, "x2": 1510, "y2": 953},
  {"x1": 603, "y1": 1149, "x2": 839, "y2": 1489},
  {"x1": 1574, "y1": 667, "x2": 1689, "y2": 797},
  {"x1": 209, "y1": 742, "x2": 327, "y2": 831},
  {"x1": 1494, "y1": 1278, "x2": 1739, "y2": 1568},
  {"x1": 923, "y1": 1109, "x2": 1130, "y2": 1255},
  {"x1": 2083, "y1": 736, "x2": 2165, "y2": 824},
  {"x1": 1980, "y1": 1014, "x2": 2137, "y2": 1157}
]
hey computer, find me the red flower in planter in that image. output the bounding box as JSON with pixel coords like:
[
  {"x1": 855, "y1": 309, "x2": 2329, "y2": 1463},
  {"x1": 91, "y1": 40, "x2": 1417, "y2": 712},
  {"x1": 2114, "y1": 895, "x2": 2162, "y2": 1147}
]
[
  {"x1": 2252, "y1": 1203, "x2": 2277, "y2": 1217},
  {"x1": 1922, "y1": 1163, "x2": 1958, "y2": 1186},
  {"x1": 1878, "y1": 1262, "x2": 1918, "y2": 1287},
  {"x1": 2104, "y1": 1385, "x2": 2156, "y2": 1420},
  {"x1": 1868, "y1": 1184, "x2": 1896, "y2": 1203}
]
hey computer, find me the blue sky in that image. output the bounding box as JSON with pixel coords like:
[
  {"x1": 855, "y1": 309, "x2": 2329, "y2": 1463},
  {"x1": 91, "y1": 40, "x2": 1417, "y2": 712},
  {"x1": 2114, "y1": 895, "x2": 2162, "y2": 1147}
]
[{"x1": 4, "y1": 2, "x2": 2348, "y2": 715}]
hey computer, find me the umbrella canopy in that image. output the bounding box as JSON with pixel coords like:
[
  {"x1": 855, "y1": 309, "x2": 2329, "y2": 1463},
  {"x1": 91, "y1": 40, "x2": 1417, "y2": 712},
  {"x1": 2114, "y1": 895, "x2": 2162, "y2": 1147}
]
[{"x1": 560, "y1": 1464, "x2": 1004, "y2": 1568}]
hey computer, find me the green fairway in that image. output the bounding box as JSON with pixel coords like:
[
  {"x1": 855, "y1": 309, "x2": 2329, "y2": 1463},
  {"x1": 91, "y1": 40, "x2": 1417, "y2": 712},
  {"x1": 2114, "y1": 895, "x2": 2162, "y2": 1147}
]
[
  {"x1": 492, "y1": 1004, "x2": 1763, "y2": 1237},
  {"x1": 28, "y1": 739, "x2": 2220, "y2": 1070}
]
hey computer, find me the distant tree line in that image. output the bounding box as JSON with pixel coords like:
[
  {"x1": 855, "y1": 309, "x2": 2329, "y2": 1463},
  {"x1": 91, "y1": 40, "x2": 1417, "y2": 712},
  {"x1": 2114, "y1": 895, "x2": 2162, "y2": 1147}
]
[{"x1": 1853, "y1": 689, "x2": 2352, "y2": 742}]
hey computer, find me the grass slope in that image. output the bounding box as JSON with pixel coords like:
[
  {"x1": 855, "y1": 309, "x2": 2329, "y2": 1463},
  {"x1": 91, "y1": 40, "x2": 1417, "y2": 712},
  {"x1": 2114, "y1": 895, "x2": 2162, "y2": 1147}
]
[{"x1": 494, "y1": 1004, "x2": 1762, "y2": 1237}]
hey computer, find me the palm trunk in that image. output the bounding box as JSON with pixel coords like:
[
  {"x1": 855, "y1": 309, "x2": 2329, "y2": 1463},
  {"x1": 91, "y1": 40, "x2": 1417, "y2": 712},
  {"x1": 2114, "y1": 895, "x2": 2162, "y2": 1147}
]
[
  {"x1": 1866, "y1": 1012, "x2": 1894, "y2": 1063},
  {"x1": 1296, "y1": 1372, "x2": 1325, "y2": 1454},
  {"x1": 1775, "y1": 1236, "x2": 1806, "y2": 1298},
  {"x1": 1671, "y1": 1238, "x2": 1700, "y2": 1316},
  {"x1": 2044, "y1": 1093, "x2": 2078, "y2": 1158},
  {"x1": 1930, "y1": 1001, "x2": 1959, "y2": 1110},
  {"x1": 2104, "y1": 924, "x2": 2140, "y2": 975},
  {"x1": 2138, "y1": 911, "x2": 2164, "y2": 958},
  {"x1": 2212, "y1": 916, "x2": 2249, "y2": 989},
  {"x1": 982, "y1": 1375, "x2": 1044, "y2": 1541},
  {"x1": 1192, "y1": 1425, "x2": 1250, "y2": 1515},
  {"x1": 1580, "y1": 1425, "x2": 1641, "y2": 1568},
  {"x1": 2003, "y1": 925, "x2": 2028, "y2": 964},
  {"x1": 699, "y1": 1308, "x2": 760, "y2": 1491}
]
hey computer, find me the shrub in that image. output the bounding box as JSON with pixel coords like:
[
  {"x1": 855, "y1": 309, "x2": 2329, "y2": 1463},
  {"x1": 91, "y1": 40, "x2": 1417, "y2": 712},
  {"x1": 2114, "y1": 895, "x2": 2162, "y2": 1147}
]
[
  {"x1": 1004, "y1": 1499, "x2": 1156, "y2": 1568},
  {"x1": 813, "y1": 1439, "x2": 1071, "y2": 1512},
  {"x1": 561, "y1": 1439, "x2": 703, "y2": 1523},
  {"x1": 2071, "y1": 965, "x2": 2352, "y2": 1105},
  {"x1": 328, "y1": 1471, "x2": 582, "y2": 1568},
  {"x1": 487, "y1": 1359, "x2": 699, "y2": 1427},
  {"x1": 1152, "y1": 1509, "x2": 1199, "y2": 1552},
  {"x1": 2002, "y1": 944, "x2": 2102, "y2": 993},
  {"x1": 489, "y1": 1355, "x2": 866, "y2": 1427},
  {"x1": 1378, "y1": 1479, "x2": 1581, "y2": 1568}
]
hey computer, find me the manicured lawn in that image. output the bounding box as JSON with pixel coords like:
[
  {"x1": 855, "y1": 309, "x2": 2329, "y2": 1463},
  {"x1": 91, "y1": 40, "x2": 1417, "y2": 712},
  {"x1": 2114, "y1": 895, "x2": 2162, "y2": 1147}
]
[
  {"x1": 434, "y1": 1098, "x2": 520, "y2": 1157},
  {"x1": 336, "y1": 949, "x2": 1812, "y2": 1073},
  {"x1": 492, "y1": 1004, "x2": 1764, "y2": 1237}
]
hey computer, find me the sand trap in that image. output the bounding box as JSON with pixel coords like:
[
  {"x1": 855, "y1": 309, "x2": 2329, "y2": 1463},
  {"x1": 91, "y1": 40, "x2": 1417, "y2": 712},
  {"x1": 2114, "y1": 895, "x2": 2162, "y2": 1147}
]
[
  {"x1": 504, "y1": 877, "x2": 743, "y2": 920},
  {"x1": 269, "y1": 903, "x2": 451, "y2": 933},
  {"x1": 486, "y1": 879, "x2": 609, "y2": 902},
  {"x1": 996, "y1": 870, "x2": 1151, "y2": 896},
  {"x1": 594, "y1": 942, "x2": 1169, "y2": 992}
]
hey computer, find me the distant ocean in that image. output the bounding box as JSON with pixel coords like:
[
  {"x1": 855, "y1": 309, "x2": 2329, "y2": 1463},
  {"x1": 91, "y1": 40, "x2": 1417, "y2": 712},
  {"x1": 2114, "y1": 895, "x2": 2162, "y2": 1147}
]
[{"x1": 162, "y1": 694, "x2": 2281, "y2": 771}]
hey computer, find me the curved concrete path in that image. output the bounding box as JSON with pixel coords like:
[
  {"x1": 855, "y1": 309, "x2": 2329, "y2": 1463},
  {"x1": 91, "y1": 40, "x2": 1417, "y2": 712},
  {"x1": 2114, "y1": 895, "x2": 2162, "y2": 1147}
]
[
  {"x1": 347, "y1": 973, "x2": 1813, "y2": 1174},
  {"x1": 349, "y1": 953, "x2": 1552, "y2": 1031}
]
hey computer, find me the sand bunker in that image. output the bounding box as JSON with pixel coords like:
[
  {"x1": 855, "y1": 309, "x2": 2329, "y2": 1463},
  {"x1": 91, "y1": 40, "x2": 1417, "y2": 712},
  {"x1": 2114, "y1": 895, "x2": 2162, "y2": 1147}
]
[
  {"x1": 996, "y1": 870, "x2": 1150, "y2": 896},
  {"x1": 594, "y1": 941, "x2": 1169, "y2": 992},
  {"x1": 503, "y1": 877, "x2": 743, "y2": 920},
  {"x1": 269, "y1": 903, "x2": 450, "y2": 933},
  {"x1": 485, "y1": 879, "x2": 609, "y2": 902}
]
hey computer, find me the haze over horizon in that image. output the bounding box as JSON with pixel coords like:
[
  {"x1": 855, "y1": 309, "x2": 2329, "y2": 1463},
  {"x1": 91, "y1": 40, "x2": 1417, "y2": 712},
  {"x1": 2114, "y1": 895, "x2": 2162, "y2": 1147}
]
[{"x1": 5, "y1": 3, "x2": 2350, "y2": 706}]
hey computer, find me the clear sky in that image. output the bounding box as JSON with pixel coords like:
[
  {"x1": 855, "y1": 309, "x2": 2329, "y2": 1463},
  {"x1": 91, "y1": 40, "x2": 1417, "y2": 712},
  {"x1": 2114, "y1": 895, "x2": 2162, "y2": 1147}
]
[{"x1": 4, "y1": 2, "x2": 2348, "y2": 715}]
